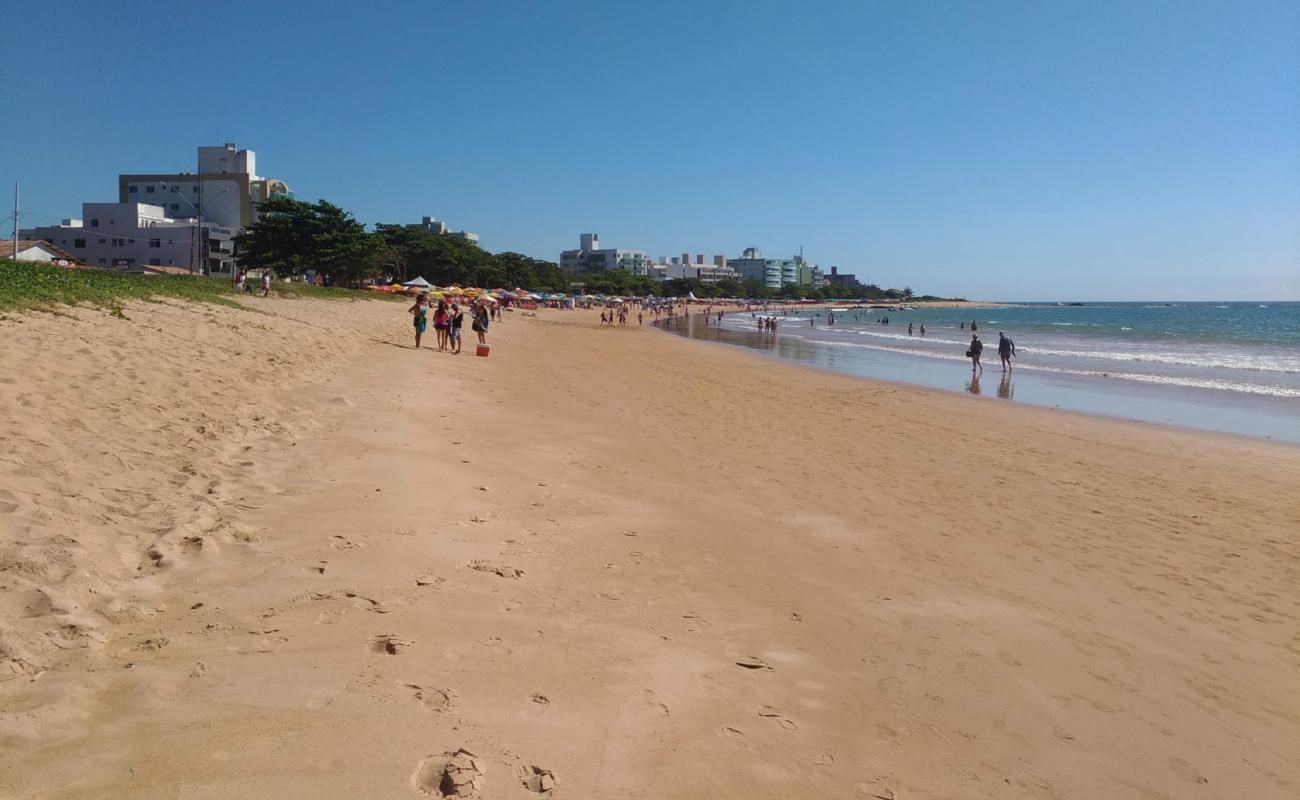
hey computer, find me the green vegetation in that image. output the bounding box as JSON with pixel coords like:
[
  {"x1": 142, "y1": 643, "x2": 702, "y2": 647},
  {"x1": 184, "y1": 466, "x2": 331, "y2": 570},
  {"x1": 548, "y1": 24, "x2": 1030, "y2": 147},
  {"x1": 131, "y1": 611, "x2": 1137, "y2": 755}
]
[{"x1": 0, "y1": 259, "x2": 397, "y2": 313}]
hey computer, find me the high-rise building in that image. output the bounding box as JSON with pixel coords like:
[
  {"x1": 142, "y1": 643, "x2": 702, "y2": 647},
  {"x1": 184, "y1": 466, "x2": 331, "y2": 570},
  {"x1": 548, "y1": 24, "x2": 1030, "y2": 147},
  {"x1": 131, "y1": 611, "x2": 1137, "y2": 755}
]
[{"x1": 118, "y1": 143, "x2": 292, "y2": 237}]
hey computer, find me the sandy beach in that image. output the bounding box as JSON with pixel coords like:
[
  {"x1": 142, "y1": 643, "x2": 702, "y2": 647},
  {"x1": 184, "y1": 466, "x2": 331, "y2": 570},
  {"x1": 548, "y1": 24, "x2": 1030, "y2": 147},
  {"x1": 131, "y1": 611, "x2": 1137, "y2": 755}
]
[{"x1": 1, "y1": 298, "x2": 1297, "y2": 799}]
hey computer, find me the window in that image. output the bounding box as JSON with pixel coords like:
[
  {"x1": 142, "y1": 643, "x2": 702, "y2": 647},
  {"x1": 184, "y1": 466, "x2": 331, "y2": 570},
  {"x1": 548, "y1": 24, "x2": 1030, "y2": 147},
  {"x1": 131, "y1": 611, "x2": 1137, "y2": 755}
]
[
  {"x1": 170, "y1": 204, "x2": 178, "y2": 211},
  {"x1": 170, "y1": 186, "x2": 178, "y2": 193},
  {"x1": 74, "y1": 238, "x2": 85, "y2": 248},
  {"x1": 149, "y1": 239, "x2": 160, "y2": 248},
  {"x1": 90, "y1": 219, "x2": 99, "y2": 227},
  {"x1": 98, "y1": 238, "x2": 106, "y2": 244},
  {"x1": 128, "y1": 186, "x2": 137, "y2": 194},
  {"x1": 146, "y1": 186, "x2": 155, "y2": 194},
  {"x1": 128, "y1": 238, "x2": 135, "y2": 244},
  {"x1": 192, "y1": 186, "x2": 199, "y2": 193},
  {"x1": 149, "y1": 258, "x2": 160, "y2": 266},
  {"x1": 98, "y1": 258, "x2": 106, "y2": 264}
]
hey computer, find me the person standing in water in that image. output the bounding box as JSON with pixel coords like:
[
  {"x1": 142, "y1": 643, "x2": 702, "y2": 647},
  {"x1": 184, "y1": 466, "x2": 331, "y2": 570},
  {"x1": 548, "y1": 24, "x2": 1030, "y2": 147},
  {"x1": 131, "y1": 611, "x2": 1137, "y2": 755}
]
[
  {"x1": 908, "y1": 322, "x2": 914, "y2": 336},
  {"x1": 961, "y1": 321, "x2": 966, "y2": 331},
  {"x1": 968, "y1": 334, "x2": 984, "y2": 372},
  {"x1": 409, "y1": 294, "x2": 429, "y2": 348},
  {"x1": 997, "y1": 331, "x2": 1016, "y2": 371},
  {"x1": 971, "y1": 320, "x2": 978, "y2": 331},
  {"x1": 920, "y1": 323, "x2": 926, "y2": 336}
]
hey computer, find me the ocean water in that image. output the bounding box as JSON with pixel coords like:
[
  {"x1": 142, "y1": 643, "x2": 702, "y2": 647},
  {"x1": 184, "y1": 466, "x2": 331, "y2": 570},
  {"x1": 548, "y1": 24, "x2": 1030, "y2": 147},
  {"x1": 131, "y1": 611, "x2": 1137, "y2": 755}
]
[{"x1": 664, "y1": 302, "x2": 1300, "y2": 444}]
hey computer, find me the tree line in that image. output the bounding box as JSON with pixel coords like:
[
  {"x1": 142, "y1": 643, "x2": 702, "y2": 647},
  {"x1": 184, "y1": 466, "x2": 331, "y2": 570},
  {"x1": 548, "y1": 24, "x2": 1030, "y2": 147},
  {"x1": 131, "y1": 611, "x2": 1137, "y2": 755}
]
[{"x1": 235, "y1": 197, "x2": 952, "y2": 300}]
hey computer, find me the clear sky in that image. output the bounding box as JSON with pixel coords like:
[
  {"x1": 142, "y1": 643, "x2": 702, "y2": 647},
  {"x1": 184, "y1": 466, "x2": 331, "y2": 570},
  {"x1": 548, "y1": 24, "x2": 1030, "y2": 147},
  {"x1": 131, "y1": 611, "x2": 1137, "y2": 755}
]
[{"x1": 3, "y1": 0, "x2": 1296, "y2": 300}]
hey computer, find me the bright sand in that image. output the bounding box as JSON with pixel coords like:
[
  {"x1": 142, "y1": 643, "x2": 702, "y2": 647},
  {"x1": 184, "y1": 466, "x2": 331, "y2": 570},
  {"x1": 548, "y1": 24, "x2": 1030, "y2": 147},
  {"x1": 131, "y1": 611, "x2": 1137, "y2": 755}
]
[{"x1": 1, "y1": 298, "x2": 1297, "y2": 799}]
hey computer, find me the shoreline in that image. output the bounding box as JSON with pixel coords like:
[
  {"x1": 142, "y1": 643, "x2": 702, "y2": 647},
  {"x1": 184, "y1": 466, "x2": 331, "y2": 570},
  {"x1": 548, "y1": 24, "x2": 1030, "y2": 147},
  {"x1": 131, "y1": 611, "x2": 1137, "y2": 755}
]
[
  {"x1": 655, "y1": 313, "x2": 1300, "y2": 445},
  {"x1": 2, "y1": 301, "x2": 1297, "y2": 798}
]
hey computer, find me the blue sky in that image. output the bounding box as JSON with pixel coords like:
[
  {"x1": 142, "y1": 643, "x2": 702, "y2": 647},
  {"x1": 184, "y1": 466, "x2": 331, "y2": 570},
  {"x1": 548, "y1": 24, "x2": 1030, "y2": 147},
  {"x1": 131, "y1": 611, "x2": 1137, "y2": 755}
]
[{"x1": 3, "y1": 0, "x2": 1296, "y2": 300}]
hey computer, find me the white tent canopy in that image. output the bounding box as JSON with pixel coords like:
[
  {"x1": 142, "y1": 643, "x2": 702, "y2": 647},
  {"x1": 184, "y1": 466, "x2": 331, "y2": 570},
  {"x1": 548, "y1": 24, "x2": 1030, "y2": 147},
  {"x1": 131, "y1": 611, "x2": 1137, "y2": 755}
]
[{"x1": 402, "y1": 276, "x2": 432, "y2": 288}]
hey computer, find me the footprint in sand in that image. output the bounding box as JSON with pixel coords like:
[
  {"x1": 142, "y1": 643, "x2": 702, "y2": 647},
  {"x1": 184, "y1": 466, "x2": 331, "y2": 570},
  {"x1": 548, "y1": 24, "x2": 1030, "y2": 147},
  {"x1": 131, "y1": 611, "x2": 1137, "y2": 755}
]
[
  {"x1": 0, "y1": 488, "x2": 18, "y2": 514},
  {"x1": 757, "y1": 705, "x2": 799, "y2": 730},
  {"x1": 370, "y1": 634, "x2": 413, "y2": 655},
  {"x1": 404, "y1": 683, "x2": 455, "y2": 712},
  {"x1": 518, "y1": 765, "x2": 558, "y2": 795},
  {"x1": 329, "y1": 535, "x2": 362, "y2": 550},
  {"x1": 468, "y1": 561, "x2": 523, "y2": 579},
  {"x1": 412, "y1": 748, "x2": 485, "y2": 797}
]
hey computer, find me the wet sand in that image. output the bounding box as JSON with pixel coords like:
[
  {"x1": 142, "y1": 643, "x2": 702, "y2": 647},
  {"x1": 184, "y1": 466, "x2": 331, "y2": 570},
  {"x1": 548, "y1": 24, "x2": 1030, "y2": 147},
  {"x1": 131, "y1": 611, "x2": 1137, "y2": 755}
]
[{"x1": 1, "y1": 299, "x2": 1297, "y2": 798}]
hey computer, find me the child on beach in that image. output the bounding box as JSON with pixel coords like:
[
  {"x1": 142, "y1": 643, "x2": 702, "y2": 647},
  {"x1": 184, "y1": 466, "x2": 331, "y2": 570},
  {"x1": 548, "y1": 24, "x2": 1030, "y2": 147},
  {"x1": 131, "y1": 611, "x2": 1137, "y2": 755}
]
[{"x1": 409, "y1": 295, "x2": 428, "y2": 348}]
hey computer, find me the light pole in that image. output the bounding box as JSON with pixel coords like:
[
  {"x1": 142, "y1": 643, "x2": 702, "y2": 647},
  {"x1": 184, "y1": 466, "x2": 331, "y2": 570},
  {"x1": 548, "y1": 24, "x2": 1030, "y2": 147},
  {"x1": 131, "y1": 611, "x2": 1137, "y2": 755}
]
[{"x1": 157, "y1": 181, "x2": 230, "y2": 276}]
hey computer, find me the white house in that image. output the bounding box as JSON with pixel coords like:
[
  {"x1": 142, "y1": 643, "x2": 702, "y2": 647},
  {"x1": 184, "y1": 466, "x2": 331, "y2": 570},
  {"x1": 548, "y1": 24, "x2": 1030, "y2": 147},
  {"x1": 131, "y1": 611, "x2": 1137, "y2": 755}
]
[{"x1": 28, "y1": 202, "x2": 234, "y2": 274}]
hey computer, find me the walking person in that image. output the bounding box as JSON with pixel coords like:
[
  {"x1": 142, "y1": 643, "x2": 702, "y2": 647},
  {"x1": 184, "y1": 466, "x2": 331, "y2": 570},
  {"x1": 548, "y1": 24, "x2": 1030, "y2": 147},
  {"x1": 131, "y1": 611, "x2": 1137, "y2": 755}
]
[
  {"x1": 967, "y1": 334, "x2": 984, "y2": 372},
  {"x1": 997, "y1": 331, "x2": 1016, "y2": 371},
  {"x1": 408, "y1": 294, "x2": 429, "y2": 348},
  {"x1": 261, "y1": 272, "x2": 272, "y2": 296}
]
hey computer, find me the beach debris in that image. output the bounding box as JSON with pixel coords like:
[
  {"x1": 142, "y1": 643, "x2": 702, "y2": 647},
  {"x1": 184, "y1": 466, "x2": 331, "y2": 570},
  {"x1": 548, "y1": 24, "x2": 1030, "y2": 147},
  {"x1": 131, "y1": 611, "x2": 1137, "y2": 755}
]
[
  {"x1": 468, "y1": 561, "x2": 522, "y2": 579},
  {"x1": 530, "y1": 692, "x2": 550, "y2": 705},
  {"x1": 415, "y1": 572, "x2": 445, "y2": 587},
  {"x1": 475, "y1": 485, "x2": 488, "y2": 492},
  {"x1": 735, "y1": 656, "x2": 772, "y2": 671},
  {"x1": 189, "y1": 661, "x2": 207, "y2": 678},
  {"x1": 411, "y1": 748, "x2": 486, "y2": 797},
  {"x1": 370, "y1": 634, "x2": 413, "y2": 655},
  {"x1": 789, "y1": 611, "x2": 803, "y2": 622},
  {"x1": 519, "y1": 764, "x2": 558, "y2": 795}
]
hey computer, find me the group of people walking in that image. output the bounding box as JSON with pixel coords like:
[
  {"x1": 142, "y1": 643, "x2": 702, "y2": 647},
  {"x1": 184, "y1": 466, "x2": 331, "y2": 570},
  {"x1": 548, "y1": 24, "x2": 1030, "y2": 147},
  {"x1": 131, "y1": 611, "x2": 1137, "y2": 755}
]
[
  {"x1": 967, "y1": 331, "x2": 1016, "y2": 372},
  {"x1": 601, "y1": 303, "x2": 642, "y2": 326},
  {"x1": 408, "y1": 295, "x2": 492, "y2": 353}
]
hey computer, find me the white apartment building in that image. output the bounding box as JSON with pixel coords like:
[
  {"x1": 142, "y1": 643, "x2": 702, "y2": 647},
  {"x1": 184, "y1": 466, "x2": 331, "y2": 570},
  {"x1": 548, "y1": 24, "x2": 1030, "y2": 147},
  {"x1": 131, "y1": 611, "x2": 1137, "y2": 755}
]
[
  {"x1": 118, "y1": 143, "x2": 291, "y2": 236},
  {"x1": 408, "y1": 216, "x2": 481, "y2": 245},
  {"x1": 648, "y1": 253, "x2": 739, "y2": 283},
  {"x1": 559, "y1": 233, "x2": 654, "y2": 275},
  {"x1": 29, "y1": 202, "x2": 234, "y2": 274}
]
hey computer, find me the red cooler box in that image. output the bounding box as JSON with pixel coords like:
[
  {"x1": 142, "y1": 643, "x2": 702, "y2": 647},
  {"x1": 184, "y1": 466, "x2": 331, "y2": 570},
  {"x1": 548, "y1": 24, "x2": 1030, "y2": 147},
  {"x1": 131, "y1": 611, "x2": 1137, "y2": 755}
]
[{"x1": 476, "y1": 343, "x2": 491, "y2": 357}]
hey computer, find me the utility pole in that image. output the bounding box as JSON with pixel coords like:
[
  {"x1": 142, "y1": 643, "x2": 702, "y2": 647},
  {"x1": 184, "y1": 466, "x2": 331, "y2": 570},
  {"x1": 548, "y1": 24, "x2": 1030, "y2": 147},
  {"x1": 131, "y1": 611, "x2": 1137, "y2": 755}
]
[
  {"x1": 12, "y1": 181, "x2": 18, "y2": 260},
  {"x1": 195, "y1": 150, "x2": 202, "y2": 277}
]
